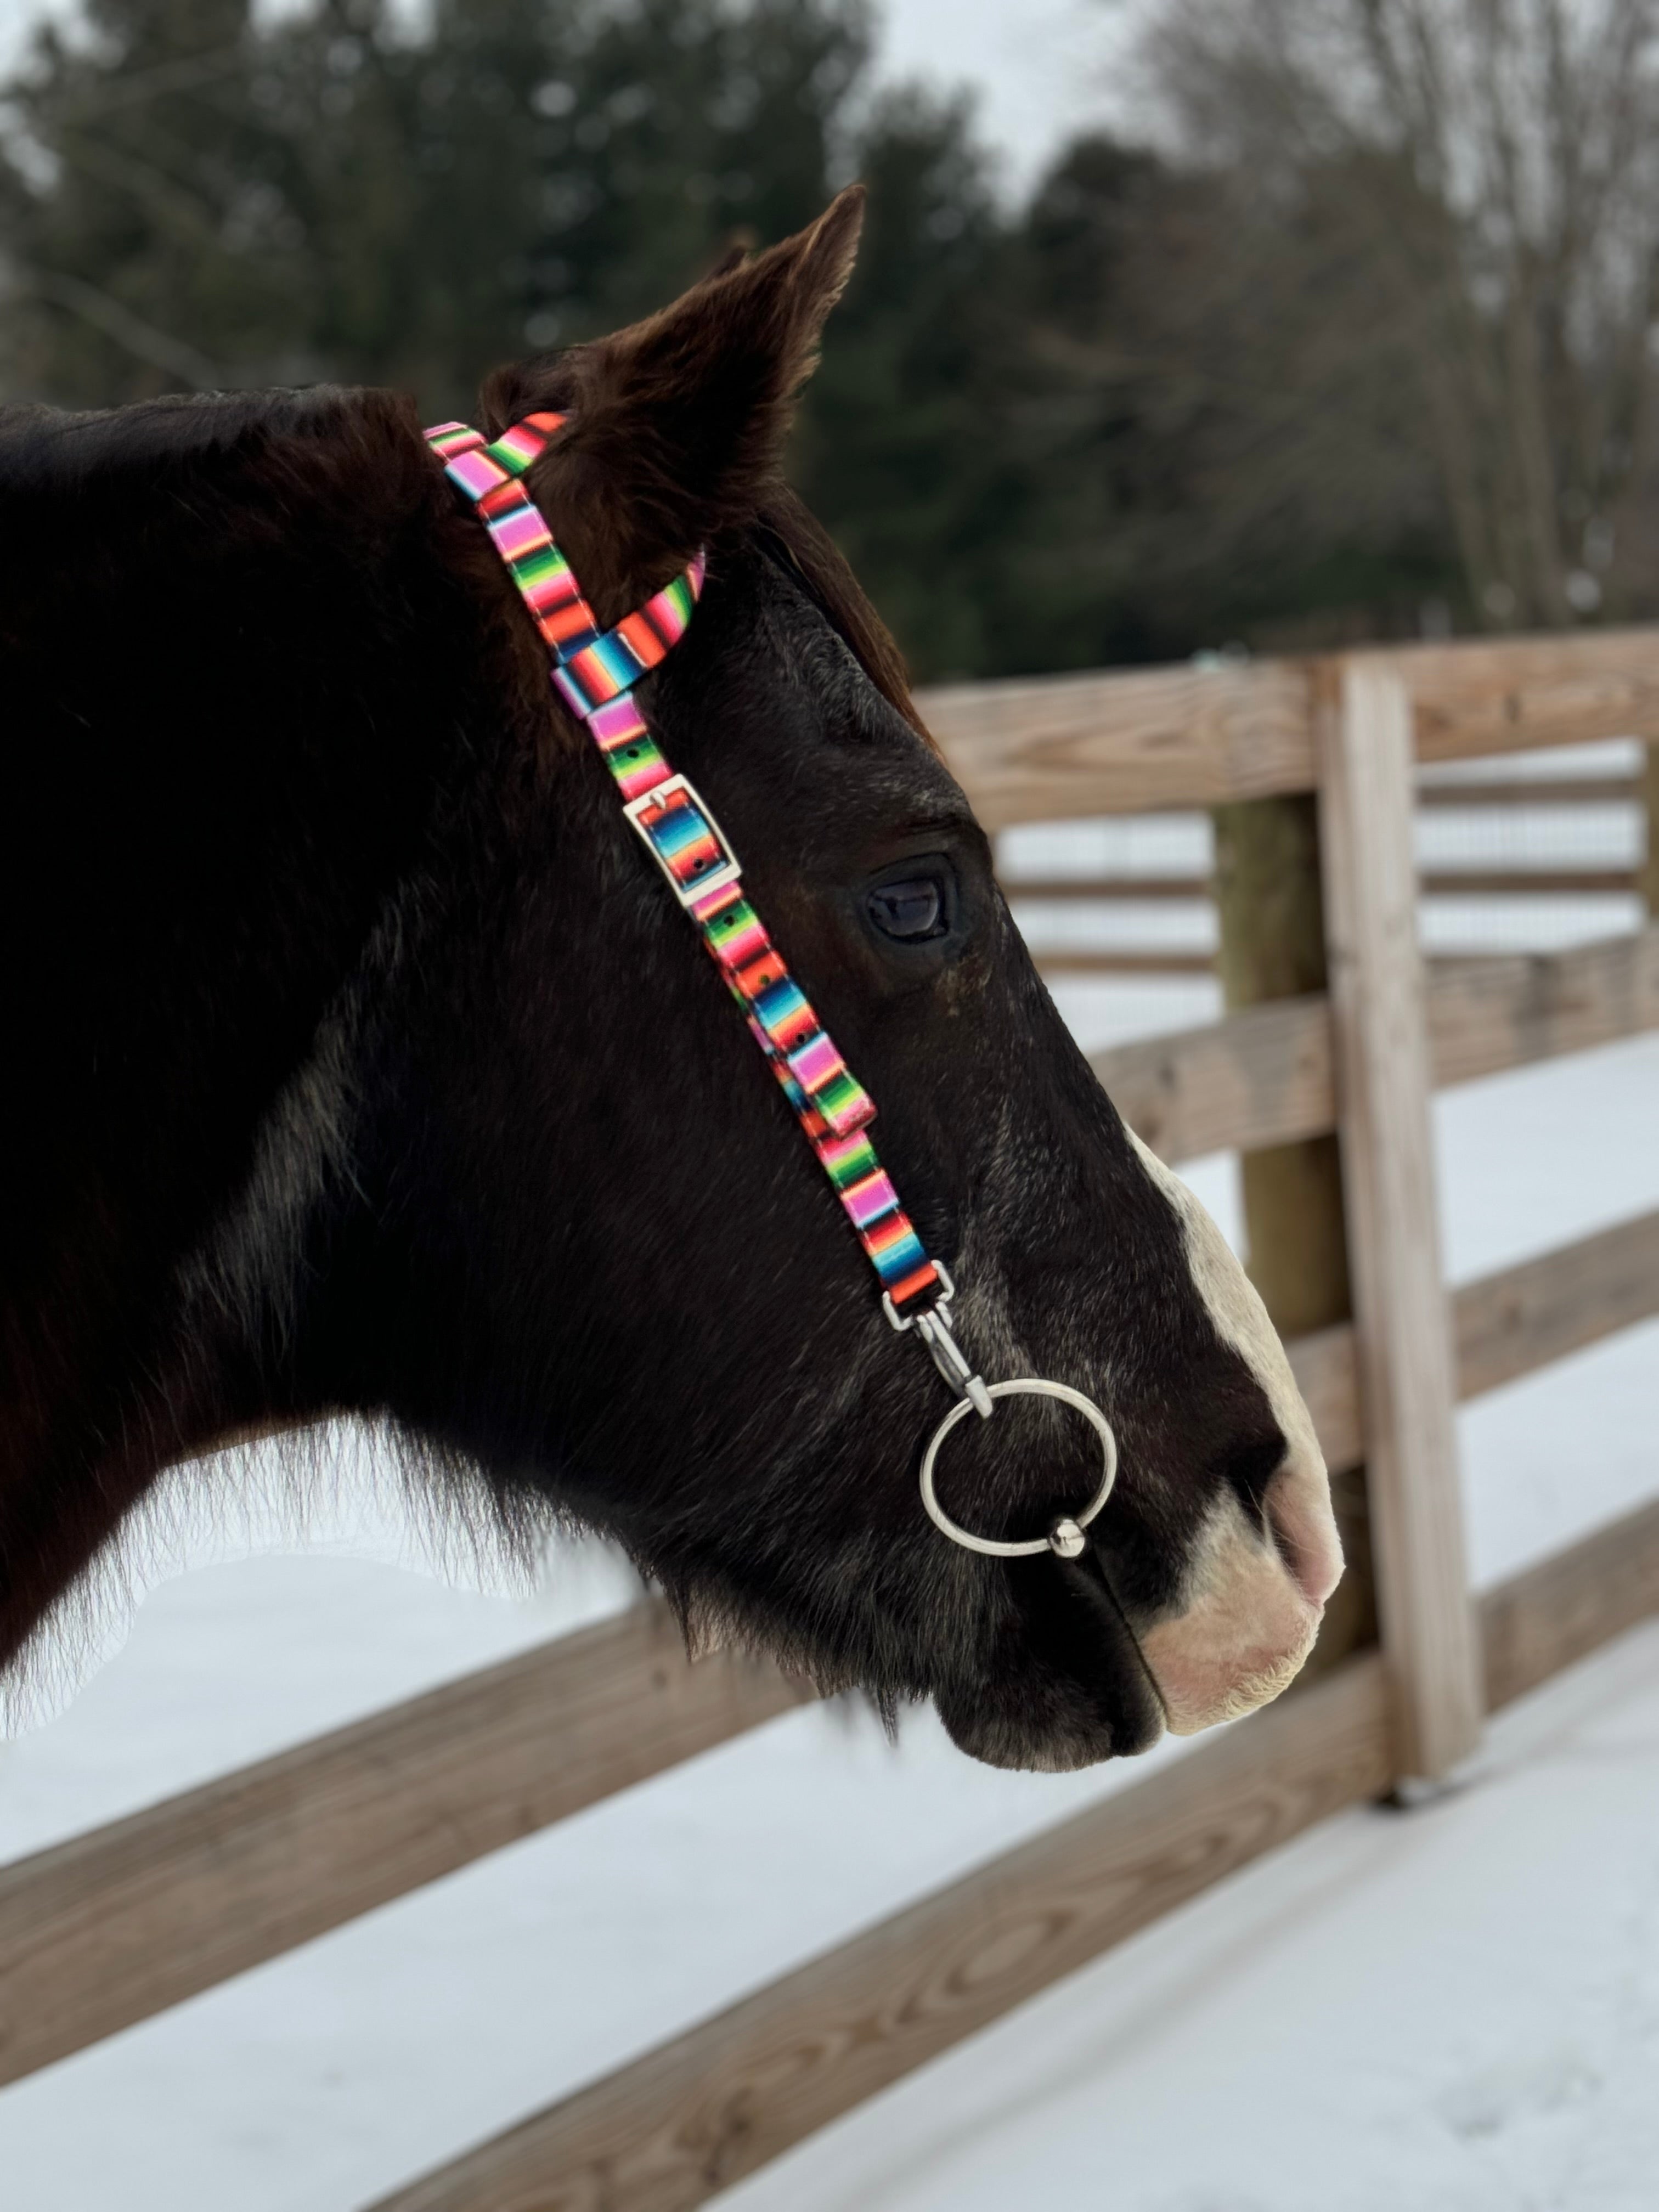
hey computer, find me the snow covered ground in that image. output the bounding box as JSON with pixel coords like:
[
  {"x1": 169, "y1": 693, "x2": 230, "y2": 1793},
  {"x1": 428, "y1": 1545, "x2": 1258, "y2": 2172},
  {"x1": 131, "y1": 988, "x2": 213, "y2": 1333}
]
[
  {"x1": 2, "y1": 985, "x2": 1656, "y2": 2210},
  {"x1": 740, "y1": 1621, "x2": 1659, "y2": 2212}
]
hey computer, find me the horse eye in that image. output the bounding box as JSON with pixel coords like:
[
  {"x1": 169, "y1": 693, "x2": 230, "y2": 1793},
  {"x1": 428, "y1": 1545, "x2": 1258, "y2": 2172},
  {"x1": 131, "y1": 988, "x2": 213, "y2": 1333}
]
[{"x1": 866, "y1": 875, "x2": 947, "y2": 943}]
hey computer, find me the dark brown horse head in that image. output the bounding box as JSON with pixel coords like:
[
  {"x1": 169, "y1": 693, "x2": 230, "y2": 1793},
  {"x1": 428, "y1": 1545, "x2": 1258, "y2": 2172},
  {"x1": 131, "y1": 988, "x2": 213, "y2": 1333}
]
[{"x1": 0, "y1": 190, "x2": 1339, "y2": 1764}]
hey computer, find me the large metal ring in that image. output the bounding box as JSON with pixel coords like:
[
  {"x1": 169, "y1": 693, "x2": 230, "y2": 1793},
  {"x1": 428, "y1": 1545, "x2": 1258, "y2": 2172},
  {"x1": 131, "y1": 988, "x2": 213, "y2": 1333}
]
[{"x1": 919, "y1": 1378, "x2": 1118, "y2": 1558}]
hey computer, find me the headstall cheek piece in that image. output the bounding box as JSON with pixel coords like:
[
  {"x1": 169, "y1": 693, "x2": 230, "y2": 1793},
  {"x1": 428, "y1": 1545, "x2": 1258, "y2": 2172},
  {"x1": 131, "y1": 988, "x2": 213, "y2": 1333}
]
[{"x1": 427, "y1": 411, "x2": 1117, "y2": 1561}]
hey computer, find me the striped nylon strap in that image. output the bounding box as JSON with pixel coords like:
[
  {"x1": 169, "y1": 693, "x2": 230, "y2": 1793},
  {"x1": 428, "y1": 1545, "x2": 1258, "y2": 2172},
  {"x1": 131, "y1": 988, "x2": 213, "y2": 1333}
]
[{"x1": 426, "y1": 411, "x2": 945, "y2": 1319}]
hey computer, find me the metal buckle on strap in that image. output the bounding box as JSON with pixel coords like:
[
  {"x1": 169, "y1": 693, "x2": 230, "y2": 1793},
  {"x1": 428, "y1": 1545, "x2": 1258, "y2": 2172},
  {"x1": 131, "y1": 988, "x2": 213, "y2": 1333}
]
[{"x1": 622, "y1": 774, "x2": 742, "y2": 909}]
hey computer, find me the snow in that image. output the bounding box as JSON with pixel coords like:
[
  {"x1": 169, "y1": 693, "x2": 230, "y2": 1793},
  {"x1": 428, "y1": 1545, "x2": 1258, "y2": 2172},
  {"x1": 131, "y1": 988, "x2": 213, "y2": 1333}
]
[
  {"x1": 727, "y1": 1620, "x2": 1659, "y2": 2212},
  {"x1": 1, "y1": 975, "x2": 1656, "y2": 2210}
]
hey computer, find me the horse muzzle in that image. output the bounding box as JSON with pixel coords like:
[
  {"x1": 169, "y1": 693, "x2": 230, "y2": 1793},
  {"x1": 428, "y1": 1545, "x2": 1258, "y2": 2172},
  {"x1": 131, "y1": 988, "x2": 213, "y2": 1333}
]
[{"x1": 1138, "y1": 1450, "x2": 1344, "y2": 1734}]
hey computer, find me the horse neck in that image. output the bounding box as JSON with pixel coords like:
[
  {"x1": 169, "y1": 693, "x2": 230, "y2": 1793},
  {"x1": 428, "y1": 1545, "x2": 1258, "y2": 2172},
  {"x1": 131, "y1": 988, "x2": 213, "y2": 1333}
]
[{"x1": 0, "y1": 386, "x2": 517, "y2": 1663}]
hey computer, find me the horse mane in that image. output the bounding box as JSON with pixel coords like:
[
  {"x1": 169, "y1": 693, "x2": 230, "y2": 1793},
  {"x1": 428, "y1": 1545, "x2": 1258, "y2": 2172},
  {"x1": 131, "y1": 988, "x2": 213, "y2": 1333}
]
[
  {"x1": 1, "y1": 375, "x2": 929, "y2": 756},
  {"x1": 0, "y1": 384, "x2": 428, "y2": 506}
]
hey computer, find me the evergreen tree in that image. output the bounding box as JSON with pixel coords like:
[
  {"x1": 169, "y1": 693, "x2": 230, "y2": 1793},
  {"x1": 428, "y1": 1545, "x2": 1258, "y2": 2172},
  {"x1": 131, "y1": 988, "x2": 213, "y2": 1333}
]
[
  {"x1": 0, "y1": 0, "x2": 879, "y2": 412},
  {"x1": 0, "y1": 0, "x2": 307, "y2": 402},
  {"x1": 0, "y1": 0, "x2": 1467, "y2": 677},
  {"x1": 797, "y1": 88, "x2": 1016, "y2": 678}
]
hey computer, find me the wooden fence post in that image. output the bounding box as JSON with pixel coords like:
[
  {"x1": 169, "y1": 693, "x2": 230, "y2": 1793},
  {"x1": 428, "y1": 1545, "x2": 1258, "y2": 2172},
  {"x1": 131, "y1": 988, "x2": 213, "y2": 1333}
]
[
  {"x1": 1318, "y1": 656, "x2": 1483, "y2": 1780},
  {"x1": 1641, "y1": 741, "x2": 1659, "y2": 918},
  {"x1": 1210, "y1": 794, "x2": 1374, "y2": 1677}
]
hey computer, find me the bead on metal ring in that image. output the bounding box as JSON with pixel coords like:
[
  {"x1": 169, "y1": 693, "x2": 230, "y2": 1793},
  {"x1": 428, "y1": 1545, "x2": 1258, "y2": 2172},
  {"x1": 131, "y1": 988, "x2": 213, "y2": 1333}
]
[{"x1": 919, "y1": 1378, "x2": 1118, "y2": 1558}]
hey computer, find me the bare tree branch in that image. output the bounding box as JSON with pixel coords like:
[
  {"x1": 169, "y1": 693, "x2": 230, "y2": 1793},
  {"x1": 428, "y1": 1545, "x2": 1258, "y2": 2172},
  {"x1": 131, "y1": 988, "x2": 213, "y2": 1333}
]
[
  {"x1": 1138, "y1": 0, "x2": 1659, "y2": 628},
  {"x1": 17, "y1": 266, "x2": 221, "y2": 390}
]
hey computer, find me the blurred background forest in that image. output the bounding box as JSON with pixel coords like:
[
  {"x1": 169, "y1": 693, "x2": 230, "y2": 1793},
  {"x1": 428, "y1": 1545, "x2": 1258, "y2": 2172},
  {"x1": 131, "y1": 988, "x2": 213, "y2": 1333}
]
[{"x1": 5, "y1": 0, "x2": 1659, "y2": 681}]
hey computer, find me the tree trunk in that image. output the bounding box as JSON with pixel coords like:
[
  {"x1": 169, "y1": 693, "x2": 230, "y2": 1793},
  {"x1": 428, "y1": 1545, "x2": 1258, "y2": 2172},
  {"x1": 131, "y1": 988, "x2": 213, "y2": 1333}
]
[
  {"x1": 1642, "y1": 742, "x2": 1659, "y2": 920},
  {"x1": 1211, "y1": 793, "x2": 1375, "y2": 1676}
]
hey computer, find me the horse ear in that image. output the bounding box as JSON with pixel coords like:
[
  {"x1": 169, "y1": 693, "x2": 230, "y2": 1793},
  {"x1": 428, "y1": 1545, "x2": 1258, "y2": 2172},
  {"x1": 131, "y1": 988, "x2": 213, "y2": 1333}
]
[{"x1": 479, "y1": 186, "x2": 865, "y2": 617}]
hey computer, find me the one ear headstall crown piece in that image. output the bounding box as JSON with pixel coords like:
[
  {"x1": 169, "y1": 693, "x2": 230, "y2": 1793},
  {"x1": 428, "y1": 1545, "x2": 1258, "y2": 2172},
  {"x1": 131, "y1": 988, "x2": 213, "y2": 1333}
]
[{"x1": 427, "y1": 409, "x2": 1117, "y2": 1560}]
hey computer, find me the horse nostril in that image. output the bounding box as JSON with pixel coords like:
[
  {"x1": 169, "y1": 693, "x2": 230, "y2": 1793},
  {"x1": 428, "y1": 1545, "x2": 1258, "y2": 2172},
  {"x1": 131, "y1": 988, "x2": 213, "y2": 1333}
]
[
  {"x1": 1263, "y1": 1457, "x2": 1345, "y2": 1608},
  {"x1": 1223, "y1": 1432, "x2": 1341, "y2": 1607},
  {"x1": 1224, "y1": 1433, "x2": 1289, "y2": 1522}
]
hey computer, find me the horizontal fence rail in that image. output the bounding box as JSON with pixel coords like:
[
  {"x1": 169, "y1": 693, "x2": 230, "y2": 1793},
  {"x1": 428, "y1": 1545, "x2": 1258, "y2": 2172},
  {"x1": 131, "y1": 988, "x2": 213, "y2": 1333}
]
[
  {"x1": 1009, "y1": 874, "x2": 1214, "y2": 900},
  {"x1": 370, "y1": 1662, "x2": 1393, "y2": 2212},
  {"x1": 1293, "y1": 1206, "x2": 1659, "y2": 1479},
  {"x1": 1404, "y1": 632, "x2": 1659, "y2": 766},
  {"x1": 1001, "y1": 738, "x2": 1647, "y2": 985},
  {"x1": 0, "y1": 1609, "x2": 815, "y2": 2089},
  {"x1": 916, "y1": 661, "x2": 1321, "y2": 824},
  {"x1": 920, "y1": 630, "x2": 1659, "y2": 822},
  {"x1": 1454, "y1": 1210, "x2": 1659, "y2": 1400},
  {"x1": 1414, "y1": 867, "x2": 1639, "y2": 896},
  {"x1": 365, "y1": 1493, "x2": 1659, "y2": 2212},
  {"x1": 4, "y1": 1205, "x2": 1654, "y2": 2090},
  {"x1": 1092, "y1": 928, "x2": 1659, "y2": 1167},
  {"x1": 1483, "y1": 1494, "x2": 1659, "y2": 1709},
  {"x1": 3, "y1": 628, "x2": 1654, "y2": 2212},
  {"x1": 2, "y1": 924, "x2": 1654, "y2": 2091},
  {"x1": 1008, "y1": 870, "x2": 1640, "y2": 901},
  {"x1": 1415, "y1": 775, "x2": 1641, "y2": 807},
  {"x1": 1031, "y1": 950, "x2": 1216, "y2": 977}
]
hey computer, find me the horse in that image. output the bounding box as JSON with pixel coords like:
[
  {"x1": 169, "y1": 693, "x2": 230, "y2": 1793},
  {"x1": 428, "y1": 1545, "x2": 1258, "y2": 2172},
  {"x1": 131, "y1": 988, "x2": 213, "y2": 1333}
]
[{"x1": 0, "y1": 187, "x2": 1340, "y2": 1770}]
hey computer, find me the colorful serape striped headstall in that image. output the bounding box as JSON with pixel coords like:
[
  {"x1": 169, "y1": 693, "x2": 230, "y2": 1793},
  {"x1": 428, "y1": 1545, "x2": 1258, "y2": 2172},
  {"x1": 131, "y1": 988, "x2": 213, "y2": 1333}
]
[{"x1": 426, "y1": 412, "x2": 945, "y2": 1320}]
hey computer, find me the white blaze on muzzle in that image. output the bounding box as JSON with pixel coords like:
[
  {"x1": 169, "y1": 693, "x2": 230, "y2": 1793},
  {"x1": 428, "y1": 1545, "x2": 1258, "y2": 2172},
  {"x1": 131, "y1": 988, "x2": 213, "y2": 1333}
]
[{"x1": 1127, "y1": 1131, "x2": 1344, "y2": 1731}]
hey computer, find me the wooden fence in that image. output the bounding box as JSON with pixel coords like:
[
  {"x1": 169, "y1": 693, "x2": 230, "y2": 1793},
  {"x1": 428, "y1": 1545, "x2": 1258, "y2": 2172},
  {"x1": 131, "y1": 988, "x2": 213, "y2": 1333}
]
[
  {"x1": 995, "y1": 650, "x2": 1654, "y2": 982},
  {"x1": 1012, "y1": 842, "x2": 1646, "y2": 980},
  {"x1": 4, "y1": 632, "x2": 1658, "y2": 2208}
]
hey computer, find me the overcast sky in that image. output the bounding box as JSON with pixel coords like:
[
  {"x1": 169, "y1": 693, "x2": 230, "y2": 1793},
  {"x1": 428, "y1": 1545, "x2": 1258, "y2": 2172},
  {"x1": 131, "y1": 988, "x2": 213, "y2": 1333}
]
[
  {"x1": 873, "y1": 0, "x2": 1139, "y2": 193},
  {"x1": 0, "y1": 0, "x2": 1145, "y2": 199}
]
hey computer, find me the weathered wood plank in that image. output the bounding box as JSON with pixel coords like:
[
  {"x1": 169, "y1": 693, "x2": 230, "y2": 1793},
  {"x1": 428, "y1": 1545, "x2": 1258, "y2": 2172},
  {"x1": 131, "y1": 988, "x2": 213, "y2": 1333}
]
[
  {"x1": 1417, "y1": 774, "x2": 1641, "y2": 808},
  {"x1": 1285, "y1": 1208, "x2": 1659, "y2": 1481},
  {"x1": 1288, "y1": 1323, "x2": 1363, "y2": 1478},
  {"x1": 1453, "y1": 1209, "x2": 1659, "y2": 1401},
  {"x1": 2, "y1": 1214, "x2": 1651, "y2": 2091},
  {"x1": 919, "y1": 661, "x2": 1319, "y2": 824},
  {"x1": 0, "y1": 1605, "x2": 814, "y2": 2090},
  {"x1": 1318, "y1": 658, "x2": 1483, "y2": 1778},
  {"x1": 1426, "y1": 927, "x2": 1659, "y2": 1090},
  {"x1": 923, "y1": 635, "x2": 1659, "y2": 827},
  {"x1": 365, "y1": 1657, "x2": 1393, "y2": 2212},
  {"x1": 1420, "y1": 867, "x2": 1639, "y2": 896},
  {"x1": 365, "y1": 1497, "x2": 1659, "y2": 2212},
  {"x1": 1404, "y1": 629, "x2": 1659, "y2": 764},
  {"x1": 1032, "y1": 950, "x2": 1214, "y2": 977},
  {"x1": 1006, "y1": 874, "x2": 1212, "y2": 900},
  {"x1": 1483, "y1": 1495, "x2": 1659, "y2": 1712},
  {"x1": 1086, "y1": 931, "x2": 1657, "y2": 1169},
  {"x1": 1012, "y1": 867, "x2": 1638, "y2": 899},
  {"x1": 1089, "y1": 995, "x2": 1333, "y2": 1163}
]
